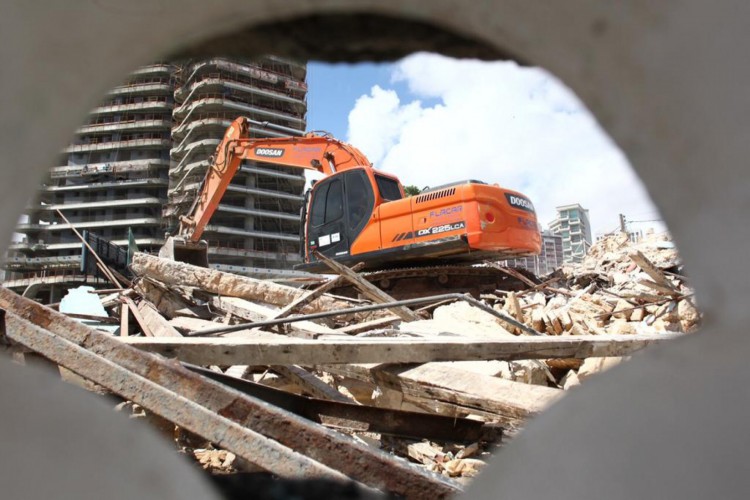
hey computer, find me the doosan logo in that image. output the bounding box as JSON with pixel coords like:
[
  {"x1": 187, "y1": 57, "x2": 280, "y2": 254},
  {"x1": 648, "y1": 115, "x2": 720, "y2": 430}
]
[
  {"x1": 255, "y1": 148, "x2": 285, "y2": 157},
  {"x1": 505, "y1": 194, "x2": 535, "y2": 213}
]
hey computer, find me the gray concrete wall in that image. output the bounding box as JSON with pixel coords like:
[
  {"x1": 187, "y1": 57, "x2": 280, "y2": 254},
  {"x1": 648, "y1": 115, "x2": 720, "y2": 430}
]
[{"x1": 1, "y1": 1, "x2": 748, "y2": 498}]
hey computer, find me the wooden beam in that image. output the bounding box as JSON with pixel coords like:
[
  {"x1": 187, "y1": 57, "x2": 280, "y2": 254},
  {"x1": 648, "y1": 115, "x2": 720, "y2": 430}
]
[
  {"x1": 121, "y1": 296, "x2": 155, "y2": 337},
  {"x1": 273, "y1": 262, "x2": 366, "y2": 320},
  {"x1": 323, "y1": 363, "x2": 561, "y2": 428},
  {"x1": 484, "y1": 261, "x2": 537, "y2": 287},
  {"x1": 136, "y1": 300, "x2": 183, "y2": 337},
  {"x1": 55, "y1": 208, "x2": 123, "y2": 289},
  {"x1": 629, "y1": 250, "x2": 677, "y2": 291},
  {"x1": 208, "y1": 295, "x2": 345, "y2": 339},
  {"x1": 121, "y1": 333, "x2": 679, "y2": 366},
  {"x1": 119, "y1": 304, "x2": 129, "y2": 337},
  {"x1": 130, "y1": 252, "x2": 363, "y2": 316},
  {"x1": 336, "y1": 315, "x2": 402, "y2": 335},
  {"x1": 270, "y1": 365, "x2": 355, "y2": 403},
  {"x1": 313, "y1": 252, "x2": 420, "y2": 322},
  {"x1": 638, "y1": 279, "x2": 681, "y2": 297}
]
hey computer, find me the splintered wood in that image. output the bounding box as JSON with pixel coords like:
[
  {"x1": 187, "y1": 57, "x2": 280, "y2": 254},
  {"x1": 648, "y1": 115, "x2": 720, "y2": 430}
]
[{"x1": 2, "y1": 231, "x2": 699, "y2": 493}]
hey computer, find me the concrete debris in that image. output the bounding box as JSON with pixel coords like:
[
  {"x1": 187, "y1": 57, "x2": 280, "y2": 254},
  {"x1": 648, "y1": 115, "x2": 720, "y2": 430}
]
[{"x1": 0, "y1": 231, "x2": 698, "y2": 494}]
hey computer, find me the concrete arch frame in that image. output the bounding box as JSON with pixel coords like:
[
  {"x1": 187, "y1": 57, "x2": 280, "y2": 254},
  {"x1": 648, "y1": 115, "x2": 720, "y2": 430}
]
[{"x1": 1, "y1": 1, "x2": 748, "y2": 498}]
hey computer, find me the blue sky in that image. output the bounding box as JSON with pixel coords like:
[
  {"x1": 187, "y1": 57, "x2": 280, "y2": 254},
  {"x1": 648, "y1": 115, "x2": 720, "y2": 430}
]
[
  {"x1": 306, "y1": 61, "x2": 438, "y2": 140},
  {"x1": 302, "y1": 56, "x2": 663, "y2": 236}
]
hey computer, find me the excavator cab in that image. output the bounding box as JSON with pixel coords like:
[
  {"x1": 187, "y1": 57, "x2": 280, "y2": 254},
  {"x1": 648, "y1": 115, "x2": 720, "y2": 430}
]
[{"x1": 303, "y1": 168, "x2": 384, "y2": 265}]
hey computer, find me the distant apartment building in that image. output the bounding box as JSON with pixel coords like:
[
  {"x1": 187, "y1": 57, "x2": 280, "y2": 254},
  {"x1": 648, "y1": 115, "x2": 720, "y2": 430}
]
[
  {"x1": 506, "y1": 229, "x2": 564, "y2": 276},
  {"x1": 549, "y1": 203, "x2": 593, "y2": 263},
  {"x1": 3, "y1": 58, "x2": 307, "y2": 303}
]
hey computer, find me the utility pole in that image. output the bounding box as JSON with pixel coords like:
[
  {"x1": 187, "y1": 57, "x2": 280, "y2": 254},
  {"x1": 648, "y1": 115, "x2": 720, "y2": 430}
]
[{"x1": 619, "y1": 213, "x2": 627, "y2": 233}]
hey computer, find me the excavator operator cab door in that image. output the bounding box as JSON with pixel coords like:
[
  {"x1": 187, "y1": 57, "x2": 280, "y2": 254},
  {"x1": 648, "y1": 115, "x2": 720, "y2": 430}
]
[{"x1": 305, "y1": 168, "x2": 375, "y2": 264}]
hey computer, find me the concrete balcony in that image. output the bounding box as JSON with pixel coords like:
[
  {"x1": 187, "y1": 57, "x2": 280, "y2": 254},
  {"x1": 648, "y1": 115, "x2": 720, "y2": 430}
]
[
  {"x1": 203, "y1": 224, "x2": 299, "y2": 242},
  {"x1": 14, "y1": 237, "x2": 164, "y2": 252},
  {"x1": 77, "y1": 119, "x2": 172, "y2": 135},
  {"x1": 108, "y1": 83, "x2": 172, "y2": 97},
  {"x1": 91, "y1": 100, "x2": 172, "y2": 115},
  {"x1": 172, "y1": 97, "x2": 304, "y2": 127},
  {"x1": 216, "y1": 204, "x2": 300, "y2": 222},
  {"x1": 177, "y1": 59, "x2": 307, "y2": 99},
  {"x1": 2, "y1": 254, "x2": 81, "y2": 271},
  {"x1": 172, "y1": 116, "x2": 299, "y2": 142},
  {"x1": 170, "y1": 137, "x2": 220, "y2": 159},
  {"x1": 49, "y1": 160, "x2": 169, "y2": 179},
  {"x1": 207, "y1": 244, "x2": 302, "y2": 263},
  {"x1": 131, "y1": 64, "x2": 174, "y2": 76},
  {"x1": 64, "y1": 138, "x2": 171, "y2": 153},
  {"x1": 16, "y1": 217, "x2": 161, "y2": 233},
  {"x1": 41, "y1": 179, "x2": 167, "y2": 195},
  {"x1": 176, "y1": 79, "x2": 305, "y2": 107},
  {"x1": 33, "y1": 197, "x2": 163, "y2": 213},
  {"x1": 240, "y1": 165, "x2": 305, "y2": 183}
]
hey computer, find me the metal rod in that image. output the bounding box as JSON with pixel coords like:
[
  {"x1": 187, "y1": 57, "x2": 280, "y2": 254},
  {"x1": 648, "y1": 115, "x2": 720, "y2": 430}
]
[
  {"x1": 187, "y1": 293, "x2": 542, "y2": 337},
  {"x1": 55, "y1": 208, "x2": 123, "y2": 289}
]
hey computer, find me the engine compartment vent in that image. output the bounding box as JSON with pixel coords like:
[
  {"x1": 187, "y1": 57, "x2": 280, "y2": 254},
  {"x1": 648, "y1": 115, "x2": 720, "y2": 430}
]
[{"x1": 415, "y1": 187, "x2": 456, "y2": 204}]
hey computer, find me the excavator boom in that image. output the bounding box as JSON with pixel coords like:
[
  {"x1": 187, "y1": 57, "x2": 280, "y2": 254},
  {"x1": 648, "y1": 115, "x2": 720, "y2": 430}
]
[{"x1": 179, "y1": 116, "x2": 372, "y2": 243}]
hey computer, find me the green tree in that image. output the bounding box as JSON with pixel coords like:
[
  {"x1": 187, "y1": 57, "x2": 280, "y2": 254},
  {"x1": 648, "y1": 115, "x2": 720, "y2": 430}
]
[{"x1": 403, "y1": 185, "x2": 421, "y2": 197}]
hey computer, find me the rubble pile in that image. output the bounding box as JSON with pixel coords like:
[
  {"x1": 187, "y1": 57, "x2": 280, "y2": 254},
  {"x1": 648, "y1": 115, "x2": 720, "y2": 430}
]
[
  {"x1": 0, "y1": 231, "x2": 698, "y2": 497},
  {"x1": 505, "y1": 231, "x2": 698, "y2": 338}
]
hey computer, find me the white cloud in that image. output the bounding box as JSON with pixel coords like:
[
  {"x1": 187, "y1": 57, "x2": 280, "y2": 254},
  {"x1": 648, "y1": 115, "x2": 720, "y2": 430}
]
[{"x1": 346, "y1": 53, "x2": 662, "y2": 236}]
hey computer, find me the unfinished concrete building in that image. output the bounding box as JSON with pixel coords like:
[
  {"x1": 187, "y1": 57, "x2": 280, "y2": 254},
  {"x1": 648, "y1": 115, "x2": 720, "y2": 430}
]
[
  {"x1": 165, "y1": 58, "x2": 308, "y2": 276},
  {"x1": 3, "y1": 58, "x2": 308, "y2": 301},
  {"x1": 505, "y1": 229, "x2": 564, "y2": 276}
]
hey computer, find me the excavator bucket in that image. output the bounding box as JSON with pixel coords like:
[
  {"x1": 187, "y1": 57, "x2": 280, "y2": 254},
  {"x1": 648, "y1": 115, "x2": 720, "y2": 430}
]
[{"x1": 159, "y1": 236, "x2": 210, "y2": 268}]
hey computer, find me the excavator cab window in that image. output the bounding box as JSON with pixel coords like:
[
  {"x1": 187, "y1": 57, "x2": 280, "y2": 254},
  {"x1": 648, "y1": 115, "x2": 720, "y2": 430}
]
[
  {"x1": 325, "y1": 179, "x2": 344, "y2": 223},
  {"x1": 310, "y1": 179, "x2": 343, "y2": 227},
  {"x1": 375, "y1": 174, "x2": 403, "y2": 201},
  {"x1": 346, "y1": 170, "x2": 373, "y2": 231},
  {"x1": 310, "y1": 183, "x2": 328, "y2": 227}
]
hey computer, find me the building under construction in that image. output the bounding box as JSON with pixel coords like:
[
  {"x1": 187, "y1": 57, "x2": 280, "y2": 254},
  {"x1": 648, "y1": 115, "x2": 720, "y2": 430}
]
[{"x1": 2, "y1": 58, "x2": 308, "y2": 303}]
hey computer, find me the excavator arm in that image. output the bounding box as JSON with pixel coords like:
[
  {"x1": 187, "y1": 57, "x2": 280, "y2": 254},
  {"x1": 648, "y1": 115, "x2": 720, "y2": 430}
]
[{"x1": 178, "y1": 116, "x2": 372, "y2": 242}]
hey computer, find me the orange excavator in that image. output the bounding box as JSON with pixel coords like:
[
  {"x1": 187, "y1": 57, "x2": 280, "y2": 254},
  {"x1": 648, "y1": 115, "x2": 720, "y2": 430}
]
[{"x1": 162, "y1": 117, "x2": 541, "y2": 284}]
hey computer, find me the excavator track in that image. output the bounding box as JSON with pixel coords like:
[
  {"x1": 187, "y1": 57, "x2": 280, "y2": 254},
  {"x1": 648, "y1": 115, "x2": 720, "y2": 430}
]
[{"x1": 329, "y1": 264, "x2": 540, "y2": 300}]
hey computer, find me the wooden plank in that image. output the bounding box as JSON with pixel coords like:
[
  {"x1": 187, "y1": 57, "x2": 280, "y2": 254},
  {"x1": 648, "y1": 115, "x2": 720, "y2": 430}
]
[
  {"x1": 121, "y1": 333, "x2": 679, "y2": 366},
  {"x1": 638, "y1": 279, "x2": 681, "y2": 297},
  {"x1": 270, "y1": 365, "x2": 354, "y2": 403},
  {"x1": 507, "y1": 292, "x2": 524, "y2": 323},
  {"x1": 208, "y1": 296, "x2": 345, "y2": 339},
  {"x1": 484, "y1": 261, "x2": 537, "y2": 287},
  {"x1": 323, "y1": 363, "x2": 561, "y2": 428},
  {"x1": 629, "y1": 250, "x2": 677, "y2": 290},
  {"x1": 273, "y1": 262, "x2": 366, "y2": 320},
  {"x1": 130, "y1": 252, "x2": 362, "y2": 316},
  {"x1": 136, "y1": 300, "x2": 183, "y2": 337},
  {"x1": 336, "y1": 315, "x2": 401, "y2": 335},
  {"x1": 120, "y1": 303, "x2": 129, "y2": 337},
  {"x1": 121, "y1": 296, "x2": 155, "y2": 337},
  {"x1": 313, "y1": 252, "x2": 420, "y2": 322}
]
